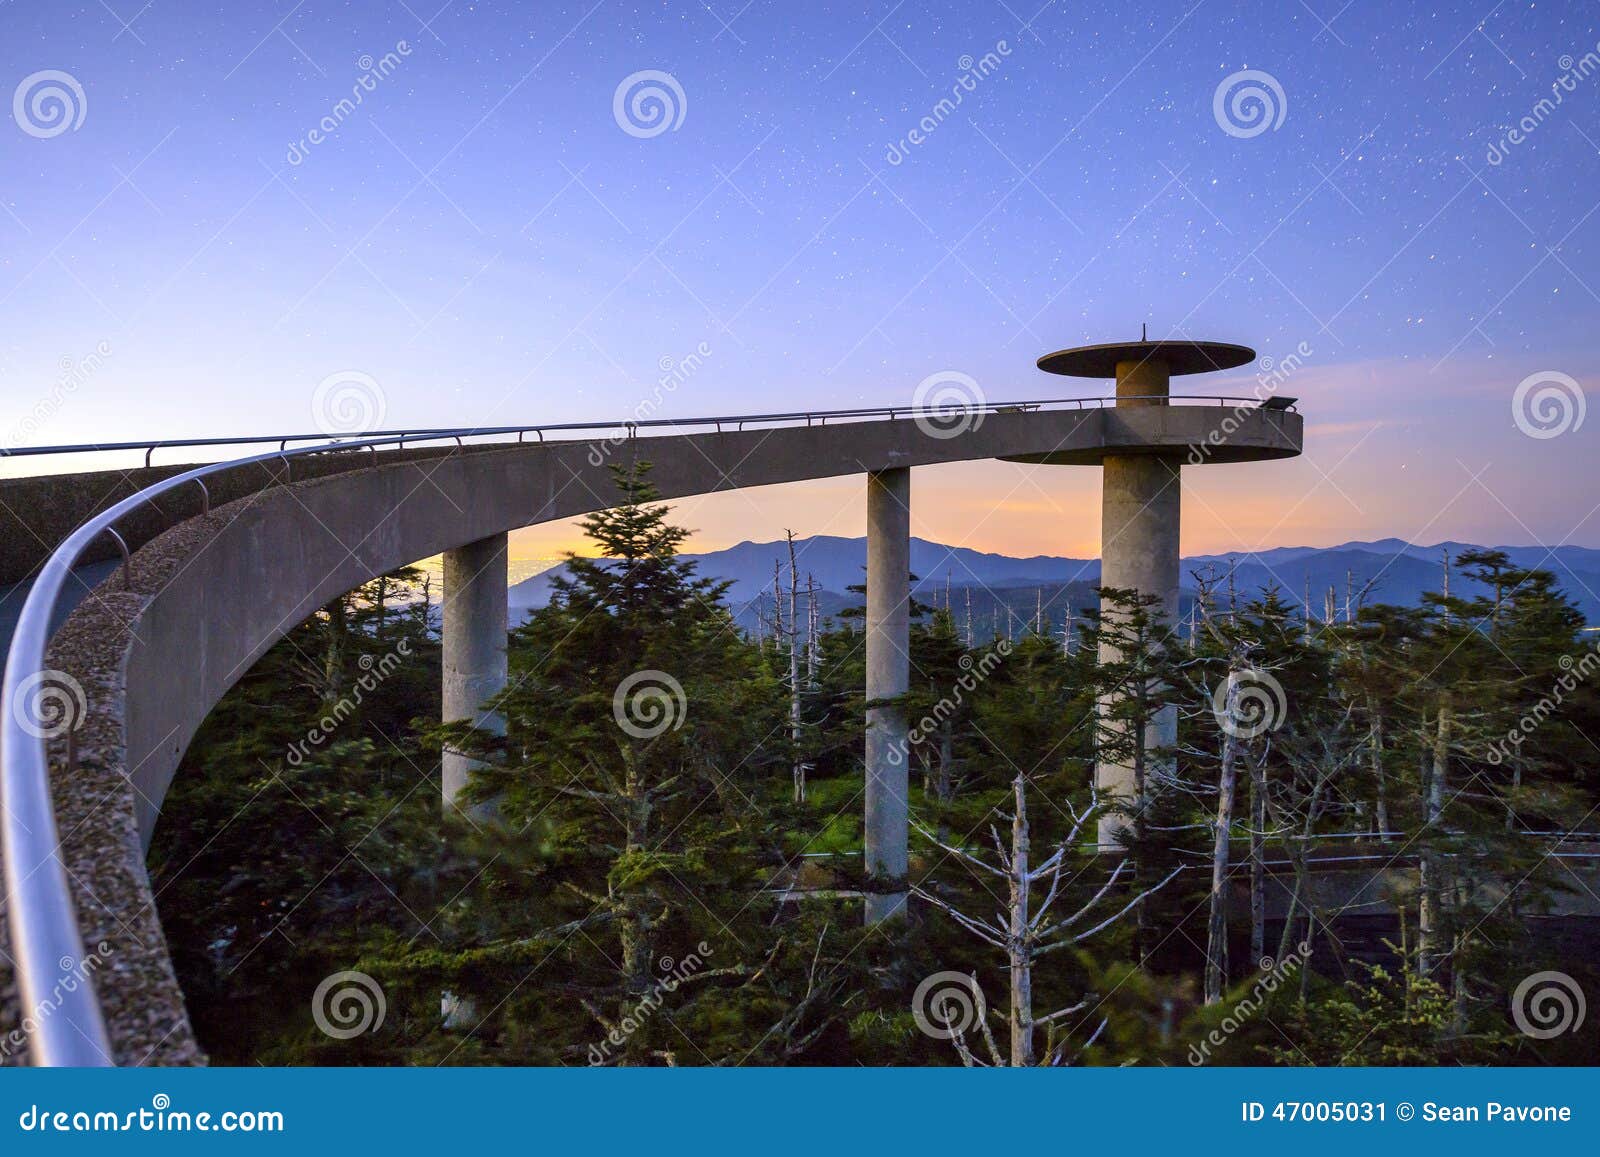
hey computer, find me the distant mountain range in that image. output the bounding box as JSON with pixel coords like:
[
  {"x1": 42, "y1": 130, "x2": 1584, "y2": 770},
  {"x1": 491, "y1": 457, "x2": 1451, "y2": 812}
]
[
  {"x1": 7, "y1": 537, "x2": 1589, "y2": 664},
  {"x1": 509, "y1": 536, "x2": 1600, "y2": 633}
]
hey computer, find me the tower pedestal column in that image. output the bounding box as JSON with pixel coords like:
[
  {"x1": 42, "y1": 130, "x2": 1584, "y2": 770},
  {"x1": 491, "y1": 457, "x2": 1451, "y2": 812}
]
[
  {"x1": 1097, "y1": 359, "x2": 1181, "y2": 848},
  {"x1": 1033, "y1": 337, "x2": 1272, "y2": 849},
  {"x1": 1097, "y1": 453, "x2": 1182, "y2": 845}
]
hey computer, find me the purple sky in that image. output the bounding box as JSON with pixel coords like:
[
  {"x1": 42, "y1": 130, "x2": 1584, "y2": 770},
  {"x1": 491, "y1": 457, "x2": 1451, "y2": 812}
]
[{"x1": 1, "y1": 1, "x2": 1596, "y2": 556}]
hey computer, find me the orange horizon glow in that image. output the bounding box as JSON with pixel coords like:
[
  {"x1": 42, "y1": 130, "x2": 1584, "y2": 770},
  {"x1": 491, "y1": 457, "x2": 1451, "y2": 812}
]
[{"x1": 497, "y1": 353, "x2": 1598, "y2": 567}]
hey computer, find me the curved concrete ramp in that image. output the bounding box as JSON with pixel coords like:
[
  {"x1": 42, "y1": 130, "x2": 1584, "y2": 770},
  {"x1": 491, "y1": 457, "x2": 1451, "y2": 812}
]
[{"x1": 0, "y1": 403, "x2": 1299, "y2": 1064}]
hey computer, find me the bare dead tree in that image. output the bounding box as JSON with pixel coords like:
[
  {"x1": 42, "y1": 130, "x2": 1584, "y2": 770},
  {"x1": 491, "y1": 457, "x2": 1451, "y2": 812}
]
[
  {"x1": 912, "y1": 774, "x2": 1182, "y2": 1065},
  {"x1": 805, "y1": 574, "x2": 819, "y2": 687},
  {"x1": 772, "y1": 558, "x2": 783, "y2": 643},
  {"x1": 1419, "y1": 548, "x2": 1451, "y2": 976},
  {"x1": 1177, "y1": 582, "x2": 1268, "y2": 977},
  {"x1": 1205, "y1": 646, "x2": 1251, "y2": 1004},
  {"x1": 1264, "y1": 698, "x2": 1365, "y2": 969},
  {"x1": 785, "y1": 530, "x2": 806, "y2": 802},
  {"x1": 1188, "y1": 564, "x2": 1221, "y2": 626}
]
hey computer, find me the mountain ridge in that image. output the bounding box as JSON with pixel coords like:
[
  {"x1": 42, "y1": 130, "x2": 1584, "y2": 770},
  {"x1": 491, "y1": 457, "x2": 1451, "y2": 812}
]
[{"x1": 509, "y1": 536, "x2": 1600, "y2": 625}]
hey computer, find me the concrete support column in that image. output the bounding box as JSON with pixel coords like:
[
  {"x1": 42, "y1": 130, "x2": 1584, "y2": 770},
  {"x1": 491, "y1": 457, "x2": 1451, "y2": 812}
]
[
  {"x1": 441, "y1": 532, "x2": 508, "y2": 812},
  {"x1": 864, "y1": 468, "x2": 910, "y2": 923},
  {"x1": 1097, "y1": 359, "x2": 1181, "y2": 847}
]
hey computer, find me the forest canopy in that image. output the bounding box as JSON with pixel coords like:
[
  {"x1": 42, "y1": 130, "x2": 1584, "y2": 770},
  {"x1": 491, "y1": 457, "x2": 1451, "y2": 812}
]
[{"x1": 149, "y1": 464, "x2": 1600, "y2": 1066}]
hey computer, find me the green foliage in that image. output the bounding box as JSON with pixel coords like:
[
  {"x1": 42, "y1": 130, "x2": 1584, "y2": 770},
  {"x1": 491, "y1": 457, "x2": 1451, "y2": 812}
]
[
  {"x1": 149, "y1": 522, "x2": 1600, "y2": 1066},
  {"x1": 149, "y1": 567, "x2": 444, "y2": 1062},
  {"x1": 1255, "y1": 962, "x2": 1513, "y2": 1066}
]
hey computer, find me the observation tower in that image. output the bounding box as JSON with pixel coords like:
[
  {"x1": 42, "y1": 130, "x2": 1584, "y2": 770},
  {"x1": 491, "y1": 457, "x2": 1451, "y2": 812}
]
[{"x1": 1030, "y1": 334, "x2": 1297, "y2": 845}]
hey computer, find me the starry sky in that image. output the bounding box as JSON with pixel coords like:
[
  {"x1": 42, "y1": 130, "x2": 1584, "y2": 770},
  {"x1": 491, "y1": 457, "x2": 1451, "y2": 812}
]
[{"x1": 1, "y1": 0, "x2": 1596, "y2": 560}]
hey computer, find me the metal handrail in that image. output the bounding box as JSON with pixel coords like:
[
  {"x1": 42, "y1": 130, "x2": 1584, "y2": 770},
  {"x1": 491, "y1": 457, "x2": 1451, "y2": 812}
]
[
  {"x1": 0, "y1": 392, "x2": 1294, "y2": 1066},
  {"x1": 0, "y1": 394, "x2": 1296, "y2": 467},
  {"x1": 3, "y1": 430, "x2": 484, "y2": 1066}
]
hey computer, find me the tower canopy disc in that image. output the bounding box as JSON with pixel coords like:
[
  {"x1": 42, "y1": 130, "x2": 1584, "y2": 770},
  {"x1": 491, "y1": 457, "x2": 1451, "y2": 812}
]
[{"x1": 1036, "y1": 339, "x2": 1255, "y2": 378}]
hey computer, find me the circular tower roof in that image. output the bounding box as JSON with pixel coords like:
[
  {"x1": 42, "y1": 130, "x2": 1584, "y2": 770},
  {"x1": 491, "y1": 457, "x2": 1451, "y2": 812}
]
[{"x1": 1036, "y1": 339, "x2": 1256, "y2": 378}]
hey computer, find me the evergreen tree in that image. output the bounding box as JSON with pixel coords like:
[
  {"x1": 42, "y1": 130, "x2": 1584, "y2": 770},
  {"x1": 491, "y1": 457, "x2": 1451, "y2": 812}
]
[{"x1": 417, "y1": 463, "x2": 797, "y2": 1063}]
